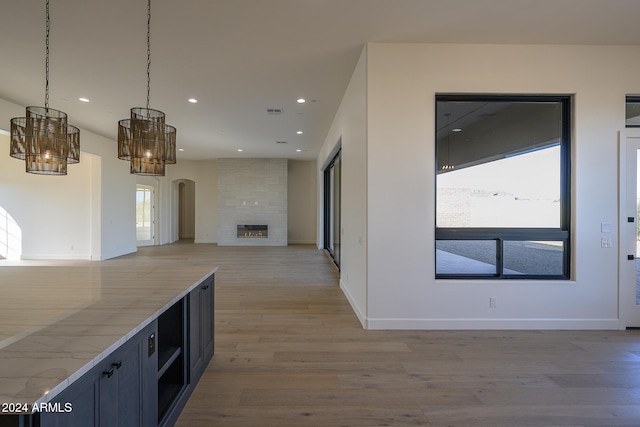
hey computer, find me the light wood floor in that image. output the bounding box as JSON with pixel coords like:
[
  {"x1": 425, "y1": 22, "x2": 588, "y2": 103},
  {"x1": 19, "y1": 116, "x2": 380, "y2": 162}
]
[{"x1": 167, "y1": 243, "x2": 640, "y2": 427}]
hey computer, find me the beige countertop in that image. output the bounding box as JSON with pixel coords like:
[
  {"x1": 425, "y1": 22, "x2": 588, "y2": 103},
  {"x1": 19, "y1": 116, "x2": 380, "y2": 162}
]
[{"x1": 0, "y1": 257, "x2": 217, "y2": 408}]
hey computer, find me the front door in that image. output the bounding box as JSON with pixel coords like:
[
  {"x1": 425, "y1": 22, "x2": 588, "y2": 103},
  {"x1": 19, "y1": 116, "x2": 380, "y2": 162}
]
[
  {"x1": 136, "y1": 185, "x2": 154, "y2": 246},
  {"x1": 621, "y1": 131, "x2": 640, "y2": 327}
]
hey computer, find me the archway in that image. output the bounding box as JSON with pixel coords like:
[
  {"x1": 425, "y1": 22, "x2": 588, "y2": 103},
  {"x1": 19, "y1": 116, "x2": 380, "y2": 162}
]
[{"x1": 174, "y1": 179, "x2": 195, "y2": 242}]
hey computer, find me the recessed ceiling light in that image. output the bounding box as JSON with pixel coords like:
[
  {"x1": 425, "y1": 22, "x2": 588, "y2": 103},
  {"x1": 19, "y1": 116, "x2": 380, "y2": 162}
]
[
  {"x1": 78, "y1": 97, "x2": 90, "y2": 103},
  {"x1": 452, "y1": 128, "x2": 462, "y2": 132},
  {"x1": 237, "y1": 149, "x2": 243, "y2": 152},
  {"x1": 296, "y1": 131, "x2": 303, "y2": 135},
  {"x1": 178, "y1": 148, "x2": 184, "y2": 152},
  {"x1": 296, "y1": 149, "x2": 302, "y2": 152},
  {"x1": 297, "y1": 98, "x2": 306, "y2": 104},
  {"x1": 188, "y1": 98, "x2": 198, "y2": 103}
]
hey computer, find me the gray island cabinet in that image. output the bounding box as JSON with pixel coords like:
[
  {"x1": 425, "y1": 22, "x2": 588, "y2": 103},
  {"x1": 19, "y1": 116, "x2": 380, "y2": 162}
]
[{"x1": 0, "y1": 268, "x2": 216, "y2": 427}]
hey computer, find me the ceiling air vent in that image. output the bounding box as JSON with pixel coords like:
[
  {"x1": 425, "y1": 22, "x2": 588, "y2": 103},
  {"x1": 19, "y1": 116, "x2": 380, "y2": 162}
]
[
  {"x1": 275, "y1": 141, "x2": 287, "y2": 144},
  {"x1": 267, "y1": 108, "x2": 283, "y2": 115}
]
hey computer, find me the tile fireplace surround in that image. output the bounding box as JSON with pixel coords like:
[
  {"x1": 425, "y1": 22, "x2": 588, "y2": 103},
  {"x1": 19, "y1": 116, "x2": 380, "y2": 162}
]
[{"x1": 217, "y1": 158, "x2": 287, "y2": 246}]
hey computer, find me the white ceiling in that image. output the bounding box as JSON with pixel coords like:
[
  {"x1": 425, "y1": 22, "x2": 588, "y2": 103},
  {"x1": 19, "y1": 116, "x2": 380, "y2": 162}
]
[{"x1": 1, "y1": 0, "x2": 639, "y2": 161}]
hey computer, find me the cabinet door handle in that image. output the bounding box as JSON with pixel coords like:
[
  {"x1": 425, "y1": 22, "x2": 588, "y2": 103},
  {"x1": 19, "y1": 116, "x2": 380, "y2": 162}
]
[
  {"x1": 202, "y1": 284, "x2": 209, "y2": 290},
  {"x1": 112, "y1": 360, "x2": 122, "y2": 370},
  {"x1": 103, "y1": 368, "x2": 114, "y2": 378}
]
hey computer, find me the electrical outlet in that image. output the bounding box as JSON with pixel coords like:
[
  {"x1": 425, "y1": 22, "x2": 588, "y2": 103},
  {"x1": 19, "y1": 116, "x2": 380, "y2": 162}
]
[
  {"x1": 489, "y1": 297, "x2": 497, "y2": 308},
  {"x1": 601, "y1": 237, "x2": 612, "y2": 248}
]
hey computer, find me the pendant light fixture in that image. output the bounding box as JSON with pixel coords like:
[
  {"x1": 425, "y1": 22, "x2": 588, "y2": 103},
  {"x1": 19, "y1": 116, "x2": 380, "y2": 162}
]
[
  {"x1": 9, "y1": 0, "x2": 80, "y2": 175},
  {"x1": 118, "y1": 0, "x2": 176, "y2": 176}
]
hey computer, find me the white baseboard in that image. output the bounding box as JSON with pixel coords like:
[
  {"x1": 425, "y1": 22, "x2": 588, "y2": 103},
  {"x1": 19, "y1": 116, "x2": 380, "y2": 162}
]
[
  {"x1": 287, "y1": 240, "x2": 317, "y2": 245},
  {"x1": 101, "y1": 246, "x2": 137, "y2": 260},
  {"x1": 339, "y1": 279, "x2": 367, "y2": 329},
  {"x1": 337, "y1": 280, "x2": 623, "y2": 331},
  {"x1": 364, "y1": 317, "x2": 623, "y2": 330},
  {"x1": 194, "y1": 239, "x2": 217, "y2": 244},
  {"x1": 20, "y1": 253, "x2": 93, "y2": 261}
]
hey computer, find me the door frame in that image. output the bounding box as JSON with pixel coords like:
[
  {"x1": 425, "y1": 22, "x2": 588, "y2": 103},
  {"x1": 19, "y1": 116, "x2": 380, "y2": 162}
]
[
  {"x1": 136, "y1": 184, "x2": 155, "y2": 247},
  {"x1": 323, "y1": 148, "x2": 342, "y2": 269},
  {"x1": 619, "y1": 128, "x2": 640, "y2": 327}
]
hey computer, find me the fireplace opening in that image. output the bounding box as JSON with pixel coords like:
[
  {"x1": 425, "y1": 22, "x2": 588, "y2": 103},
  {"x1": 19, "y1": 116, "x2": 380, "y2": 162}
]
[{"x1": 237, "y1": 224, "x2": 268, "y2": 238}]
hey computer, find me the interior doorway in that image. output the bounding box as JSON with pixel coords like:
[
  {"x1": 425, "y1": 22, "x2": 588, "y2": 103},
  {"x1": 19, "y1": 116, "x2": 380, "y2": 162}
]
[
  {"x1": 176, "y1": 179, "x2": 196, "y2": 241},
  {"x1": 136, "y1": 185, "x2": 154, "y2": 246}
]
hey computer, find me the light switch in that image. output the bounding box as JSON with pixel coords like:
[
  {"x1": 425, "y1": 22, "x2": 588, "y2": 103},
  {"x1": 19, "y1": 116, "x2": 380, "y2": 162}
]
[{"x1": 601, "y1": 223, "x2": 612, "y2": 233}]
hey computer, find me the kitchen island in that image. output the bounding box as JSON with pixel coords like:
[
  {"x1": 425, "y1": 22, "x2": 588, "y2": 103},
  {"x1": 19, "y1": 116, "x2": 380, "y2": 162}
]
[{"x1": 0, "y1": 252, "x2": 216, "y2": 427}]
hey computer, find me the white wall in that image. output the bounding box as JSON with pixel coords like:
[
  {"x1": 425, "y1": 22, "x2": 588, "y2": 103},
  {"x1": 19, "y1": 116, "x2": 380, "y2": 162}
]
[
  {"x1": 318, "y1": 43, "x2": 640, "y2": 330},
  {"x1": 194, "y1": 161, "x2": 218, "y2": 244},
  {"x1": 317, "y1": 46, "x2": 369, "y2": 326},
  {"x1": 363, "y1": 43, "x2": 635, "y2": 329},
  {"x1": 88, "y1": 126, "x2": 137, "y2": 260},
  {"x1": 179, "y1": 180, "x2": 196, "y2": 239},
  {"x1": 0, "y1": 98, "x2": 136, "y2": 260},
  {"x1": 166, "y1": 159, "x2": 218, "y2": 244},
  {"x1": 288, "y1": 160, "x2": 317, "y2": 244},
  {"x1": 0, "y1": 134, "x2": 92, "y2": 259}
]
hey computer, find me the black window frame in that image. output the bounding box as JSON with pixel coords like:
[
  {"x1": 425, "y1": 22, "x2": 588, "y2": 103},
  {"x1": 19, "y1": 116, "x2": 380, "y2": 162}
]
[
  {"x1": 625, "y1": 96, "x2": 640, "y2": 128},
  {"x1": 435, "y1": 94, "x2": 571, "y2": 280},
  {"x1": 323, "y1": 148, "x2": 341, "y2": 269}
]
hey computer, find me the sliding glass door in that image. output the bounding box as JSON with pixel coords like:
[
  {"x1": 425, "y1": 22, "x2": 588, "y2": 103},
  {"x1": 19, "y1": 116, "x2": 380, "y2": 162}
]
[{"x1": 324, "y1": 150, "x2": 341, "y2": 268}]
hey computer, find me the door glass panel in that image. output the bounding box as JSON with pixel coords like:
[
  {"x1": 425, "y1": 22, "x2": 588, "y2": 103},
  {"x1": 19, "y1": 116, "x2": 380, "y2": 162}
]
[
  {"x1": 636, "y1": 149, "x2": 640, "y2": 305},
  {"x1": 136, "y1": 186, "x2": 152, "y2": 242},
  {"x1": 328, "y1": 167, "x2": 335, "y2": 253},
  {"x1": 324, "y1": 150, "x2": 341, "y2": 268},
  {"x1": 622, "y1": 138, "x2": 640, "y2": 326},
  {"x1": 332, "y1": 156, "x2": 341, "y2": 266}
]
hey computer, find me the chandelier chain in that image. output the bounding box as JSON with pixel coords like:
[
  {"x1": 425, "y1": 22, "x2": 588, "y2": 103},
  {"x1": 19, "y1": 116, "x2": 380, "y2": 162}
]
[
  {"x1": 146, "y1": 0, "x2": 151, "y2": 112},
  {"x1": 45, "y1": 0, "x2": 50, "y2": 110}
]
